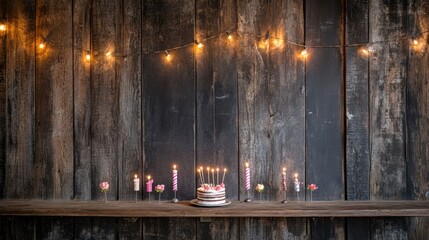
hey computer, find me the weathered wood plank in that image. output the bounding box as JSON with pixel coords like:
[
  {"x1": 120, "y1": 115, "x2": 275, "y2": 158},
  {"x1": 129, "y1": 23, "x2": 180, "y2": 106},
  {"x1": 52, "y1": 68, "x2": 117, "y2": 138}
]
[
  {"x1": 2, "y1": 200, "x2": 428, "y2": 217},
  {"x1": 0, "y1": 0, "x2": 6, "y2": 199},
  {"x1": 5, "y1": 0, "x2": 35, "y2": 200},
  {"x1": 116, "y1": 0, "x2": 142, "y2": 237},
  {"x1": 34, "y1": 0, "x2": 74, "y2": 201},
  {"x1": 73, "y1": 0, "x2": 92, "y2": 201},
  {"x1": 142, "y1": 0, "x2": 196, "y2": 238},
  {"x1": 345, "y1": 0, "x2": 370, "y2": 239},
  {"x1": 35, "y1": 217, "x2": 74, "y2": 240},
  {"x1": 89, "y1": 0, "x2": 121, "y2": 238},
  {"x1": 0, "y1": 217, "x2": 35, "y2": 240},
  {"x1": 195, "y1": 0, "x2": 239, "y2": 238},
  {"x1": 406, "y1": 0, "x2": 429, "y2": 239},
  {"x1": 305, "y1": 0, "x2": 345, "y2": 238},
  {"x1": 369, "y1": 0, "x2": 408, "y2": 239}
]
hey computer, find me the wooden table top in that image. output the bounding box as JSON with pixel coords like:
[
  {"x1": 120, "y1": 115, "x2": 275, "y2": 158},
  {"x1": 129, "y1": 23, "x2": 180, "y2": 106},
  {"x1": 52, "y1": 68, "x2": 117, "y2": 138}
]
[{"x1": 0, "y1": 200, "x2": 428, "y2": 217}]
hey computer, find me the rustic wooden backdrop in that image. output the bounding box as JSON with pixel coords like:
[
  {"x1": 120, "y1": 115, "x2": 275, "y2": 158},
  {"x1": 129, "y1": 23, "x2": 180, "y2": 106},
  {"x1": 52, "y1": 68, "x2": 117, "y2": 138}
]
[{"x1": 0, "y1": 0, "x2": 428, "y2": 239}]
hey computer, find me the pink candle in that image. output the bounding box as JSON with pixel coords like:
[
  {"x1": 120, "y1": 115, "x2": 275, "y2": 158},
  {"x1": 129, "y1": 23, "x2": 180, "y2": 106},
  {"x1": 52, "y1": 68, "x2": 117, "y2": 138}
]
[
  {"x1": 146, "y1": 176, "x2": 153, "y2": 192},
  {"x1": 173, "y1": 165, "x2": 178, "y2": 191},
  {"x1": 245, "y1": 162, "x2": 250, "y2": 190},
  {"x1": 282, "y1": 168, "x2": 287, "y2": 191}
]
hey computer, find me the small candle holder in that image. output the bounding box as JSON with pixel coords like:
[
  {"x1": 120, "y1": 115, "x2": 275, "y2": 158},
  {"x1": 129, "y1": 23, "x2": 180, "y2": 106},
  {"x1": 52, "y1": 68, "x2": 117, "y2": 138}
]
[
  {"x1": 135, "y1": 191, "x2": 138, "y2": 203},
  {"x1": 294, "y1": 181, "x2": 300, "y2": 202},
  {"x1": 244, "y1": 189, "x2": 252, "y2": 202},
  {"x1": 172, "y1": 191, "x2": 179, "y2": 203}
]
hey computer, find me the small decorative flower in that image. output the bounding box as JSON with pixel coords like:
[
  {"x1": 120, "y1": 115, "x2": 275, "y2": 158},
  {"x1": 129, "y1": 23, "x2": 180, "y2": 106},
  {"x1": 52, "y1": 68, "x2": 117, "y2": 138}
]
[
  {"x1": 255, "y1": 183, "x2": 264, "y2": 193},
  {"x1": 155, "y1": 184, "x2": 165, "y2": 193},
  {"x1": 307, "y1": 184, "x2": 318, "y2": 191},
  {"x1": 215, "y1": 185, "x2": 222, "y2": 191},
  {"x1": 99, "y1": 182, "x2": 109, "y2": 192}
]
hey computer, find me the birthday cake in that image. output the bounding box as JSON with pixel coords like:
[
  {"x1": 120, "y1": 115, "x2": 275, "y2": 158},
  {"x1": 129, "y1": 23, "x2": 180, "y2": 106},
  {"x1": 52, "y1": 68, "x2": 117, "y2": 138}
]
[{"x1": 197, "y1": 184, "x2": 226, "y2": 206}]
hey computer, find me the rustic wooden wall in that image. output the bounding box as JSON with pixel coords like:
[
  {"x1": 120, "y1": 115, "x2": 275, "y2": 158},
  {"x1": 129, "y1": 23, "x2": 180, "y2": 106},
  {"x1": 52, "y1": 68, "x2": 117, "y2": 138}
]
[{"x1": 0, "y1": 0, "x2": 428, "y2": 239}]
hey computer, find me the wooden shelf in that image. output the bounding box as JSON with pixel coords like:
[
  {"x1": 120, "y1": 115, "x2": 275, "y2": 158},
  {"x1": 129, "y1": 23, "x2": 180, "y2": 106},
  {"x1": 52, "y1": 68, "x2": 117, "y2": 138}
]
[{"x1": 1, "y1": 200, "x2": 428, "y2": 218}]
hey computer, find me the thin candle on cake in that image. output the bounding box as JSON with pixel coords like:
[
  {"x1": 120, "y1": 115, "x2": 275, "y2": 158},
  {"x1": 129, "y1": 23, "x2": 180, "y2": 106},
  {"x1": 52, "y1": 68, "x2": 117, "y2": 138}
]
[
  {"x1": 222, "y1": 168, "x2": 227, "y2": 184},
  {"x1": 172, "y1": 164, "x2": 179, "y2": 203}
]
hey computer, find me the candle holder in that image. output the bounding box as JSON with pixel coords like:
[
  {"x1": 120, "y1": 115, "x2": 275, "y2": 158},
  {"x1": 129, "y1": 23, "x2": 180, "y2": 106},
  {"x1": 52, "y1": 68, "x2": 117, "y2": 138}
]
[
  {"x1": 135, "y1": 191, "x2": 138, "y2": 203},
  {"x1": 148, "y1": 192, "x2": 151, "y2": 202},
  {"x1": 172, "y1": 191, "x2": 179, "y2": 203},
  {"x1": 244, "y1": 189, "x2": 252, "y2": 202},
  {"x1": 294, "y1": 181, "x2": 300, "y2": 202}
]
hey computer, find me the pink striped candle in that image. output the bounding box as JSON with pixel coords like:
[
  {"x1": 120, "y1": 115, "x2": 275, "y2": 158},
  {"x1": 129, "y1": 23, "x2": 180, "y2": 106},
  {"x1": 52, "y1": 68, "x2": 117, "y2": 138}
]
[
  {"x1": 245, "y1": 162, "x2": 250, "y2": 190},
  {"x1": 173, "y1": 165, "x2": 178, "y2": 191}
]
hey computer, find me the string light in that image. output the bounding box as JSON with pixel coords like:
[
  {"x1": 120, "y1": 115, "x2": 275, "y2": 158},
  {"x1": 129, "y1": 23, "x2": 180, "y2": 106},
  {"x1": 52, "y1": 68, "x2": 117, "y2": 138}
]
[
  {"x1": 165, "y1": 50, "x2": 172, "y2": 61},
  {"x1": 300, "y1": 48, "x2": 308, "y2": 58},
  {"x1": 105, "y1": 51, "x2": 112, "y2": 57},
  {"x1": 0, "y1": 24, "x2": 6, "y2": 32},
  {"x1": 195, "y1": 40, "x2": 204, "y2": 49},
  {"x1": 226, "y1": 32, "x2": 233, "y2": 41},
  {"x1": 38, "y1": 42, "x2": 45, "y2": 49},
  {"x1": 85, "y1": 51, "x2": 91, "y2": 61},
  {"x1": 412, "y1": 38, "x2": 419, "y2": 46}
]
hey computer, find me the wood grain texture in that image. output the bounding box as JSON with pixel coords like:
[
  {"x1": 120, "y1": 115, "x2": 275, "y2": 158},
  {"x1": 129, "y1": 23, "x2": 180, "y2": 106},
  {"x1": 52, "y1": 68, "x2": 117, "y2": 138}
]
[
  {"x1": 0, "y1": 0, "x2": 6, "y2": 199},
  {"x1": 0, "y1": 217, "x2": 35, "y2": 240},
  {"x1": 345, "y1": 0, "x2": 370, "y2": 239},
  {"x1": 406, "y1": 0, "x2": 429, "y2": 239},
  {"x1": 305, "y1": 0, "x2": 345, "y2": 239},
  {"x1": 34, "y1": 0, "x2": 74, "y2": 200},
  {"x1": 195, "y1": 0, "x2": 239, "y2": 238},
  {"x1": 142, "y1": 0, "x2": 196, "y2": 239},
  {"x1": 369, "y1": 0, "x2": 408, "y2": 239},
  {"x1": 4, "y1": 0, "x2": 35, "y2": 200},
  {"x1": 1, "y1": 200, "x2": 428, "y2": 217}
]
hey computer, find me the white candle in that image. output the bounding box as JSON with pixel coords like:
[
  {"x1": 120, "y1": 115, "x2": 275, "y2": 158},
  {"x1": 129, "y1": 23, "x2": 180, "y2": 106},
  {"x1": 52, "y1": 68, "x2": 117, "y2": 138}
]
[
  {"x1": 216, "y1": 168, "x2": 219, "y2": 186},
  {"x1": 282, "y1": 168, "x2": 287, "y2": 191},
  {"x1": 134, "y1": 174, "x2": 140, "y2": 191},
  {"x1": 294, "y1": 173, "x2": 300, "y2": 192},
  {"x1": 222, "y1": 168, "x2": 227, "y2": 184}
]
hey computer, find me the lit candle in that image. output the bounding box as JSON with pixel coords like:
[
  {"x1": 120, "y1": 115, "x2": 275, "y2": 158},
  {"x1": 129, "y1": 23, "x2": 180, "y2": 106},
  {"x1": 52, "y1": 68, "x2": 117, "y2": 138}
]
[
  {"x1": 200, "y1": 166, "x2": 205, "y2": 184},
  {"x1": 245, "y1": 162, "x2": 250, "y2": 190},
  {"x1": 173, "y1": 165, "x2": 178, "y2": 191},
  {"x1": 282, "y1": 168, "x2": 287, "y2": 191},
  {"x1": 294, "y1": 173, "x2": 300, "y2": 192},
  {"x1": 134, "y1": 174, "x2": 140, "y2": 191},
  {"x1": 146, "y1": 175, "x2": 153, "y2": 192},
  {"x1": 207, "y1": 167, "x2": 210, "y2": 185},
  {"x1": 222, "y1": 168, "x2": 227, "y2": 184},
  {"x1": 216, "y1": 168, "x2": 219, "y2": 185},
  {"x1": 211, "y1": 169, "x2": 215, "y2": 186}
]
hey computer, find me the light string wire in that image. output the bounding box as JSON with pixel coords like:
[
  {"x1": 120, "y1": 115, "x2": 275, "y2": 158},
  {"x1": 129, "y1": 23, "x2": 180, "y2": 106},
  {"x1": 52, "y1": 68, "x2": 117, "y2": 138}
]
[{"x1": 1, "y1": 19, "x2": 428, "y2": 59}]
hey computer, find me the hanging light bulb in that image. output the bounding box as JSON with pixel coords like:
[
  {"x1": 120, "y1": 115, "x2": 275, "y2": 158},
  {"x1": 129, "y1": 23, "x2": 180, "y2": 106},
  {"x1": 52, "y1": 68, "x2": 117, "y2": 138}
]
[
  {"x1": 165, "y1": 50, "x2": 172, "y2": 61},
  {"x1": 195, "y1": 40, "x2": 204, "y2": 49},
  {"x1": 300, "y1": 48, "x2": 308, "y2": 58},
  {"x1": 38, "y1": 42, "x2": 45, "y2": 49},
  {"x1": 412, "y1": 38, "x2": 419, "y2": 46},
  {"x1": 0, "y1": 23, "x2": 6, "y2": 32},
  {"x1": 226, "y1": 32, "x2": 233, "y2": 41},
  {"x1": 85, "y1": 51, "x2": 91, "y2": 61},
  {"x1": 105, "y1": 51, "x2": 112, "y2": 58}
]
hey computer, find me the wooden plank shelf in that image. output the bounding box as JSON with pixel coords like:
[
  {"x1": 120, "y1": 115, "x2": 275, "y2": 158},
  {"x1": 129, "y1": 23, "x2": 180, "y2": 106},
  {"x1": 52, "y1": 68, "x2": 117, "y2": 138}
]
[{"x1": 0, "y1": 200, "x2": 428, "y2": 218}]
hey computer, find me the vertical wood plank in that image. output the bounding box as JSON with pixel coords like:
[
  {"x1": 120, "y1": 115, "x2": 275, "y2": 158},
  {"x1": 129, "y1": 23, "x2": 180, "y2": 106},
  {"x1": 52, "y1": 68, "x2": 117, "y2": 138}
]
[
  {"x1": 305, "y1": 0, "x2": 345, "y2": 239},
  {"x1": 406, "y1": 0, "x2": 429, "y2": 239},
  {"x1": 0, "y1": 217, "x2": 35, "y2": 240},
  {"x1": 142, "y1": 0, "x2": 196, "y2": 238},
  {"x1": 0, "y1": 0, "x2": 6, "y2": 198},
  {"x1": 345, "y1": 0, "x2": 370, "y2": 239},
  {"x1": 72, "y1": 0, "x2": 92, "y2": 238},
  {"x1": 116, "y1": 0, "x2": 142, "y2": 238},
  {"x1": 195, "y1": 0, "x2": 239, "y2": 238},
  {"x1": 369, "y1": 0, "x2": 408, "y2": 239},
  {"x1": 89, "y1": 0, "x2": 121, "y2": 238},
  {"x1": 34, "y1": 0, "x2": 74, "y2": 200},
  {"x1": 5, "y1": 0, "x2": 35, "y2": 200}
]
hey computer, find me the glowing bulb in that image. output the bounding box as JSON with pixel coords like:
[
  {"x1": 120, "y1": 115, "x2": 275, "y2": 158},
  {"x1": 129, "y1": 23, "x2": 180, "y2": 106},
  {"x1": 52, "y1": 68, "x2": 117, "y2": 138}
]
[
  {"x1": 85, "y1": 52, "x2": 91, "y2": 61},
  {"x1": 0, "y1": 24, "x2": 6, "y2": 31},
  {"x1": 300, "y1": 49, "x2": 308, "y2": 58},
  {"x1": 413, "y1": 39, "x2": 419, "y2": 46},
  {"x1": 226, "y1": 32, "x2": 233, "y2": 41},
  {"x1": 165, "y1": 50, "x2": 172, "y2": 61},
  {"x1": 198, "y1": 42, "x2": 204, "y2": 48},
  {"x1": 106, "y1": 51, "x2": 112, "y2": 57},
  {"x1": 361, "y1": 48, "x2": 370, "y2": 56},
  {"x1": 38, "y1": 43, "x2": 45, "y2": 49}
]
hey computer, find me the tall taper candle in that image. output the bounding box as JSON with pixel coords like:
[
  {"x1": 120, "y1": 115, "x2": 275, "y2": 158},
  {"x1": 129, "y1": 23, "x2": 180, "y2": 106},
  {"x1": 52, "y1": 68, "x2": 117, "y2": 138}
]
[
  {"x1": 173, "y1": 165, "x2": 178, "y2": 191},
  {"x1": 200, "y1": 167, "x2": 205, "y2": 184},
  {"x1": 134, "y1": 174, "x2": 140, "y2": 191},
  {"x1": 282, "y1": 168, "x2": 287, "y2": 191},
  {"x1": 245, "y1": 162, "x2": 250, "y2": 190},
  {"x1": 207, "y1": 167, "x2": 210, "y2": 185},
  {"x1": 222, "y1": 168, "x2": 227, "y2": 184},
  {"x1": 216, "y1": 168, "x2": 219, "y2": 185},
  {"x1": 211, "y1": 169, "x2": 215, "y2": 186}
]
